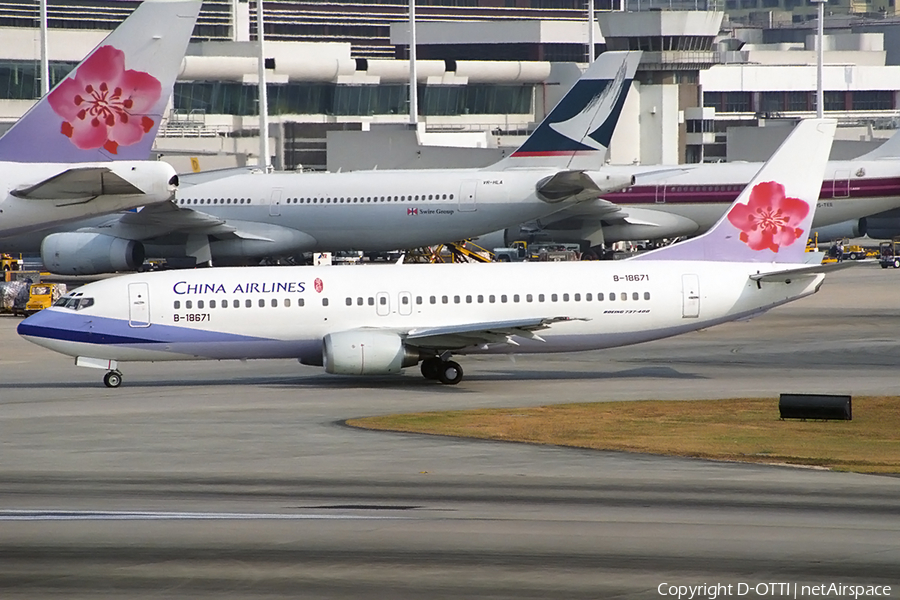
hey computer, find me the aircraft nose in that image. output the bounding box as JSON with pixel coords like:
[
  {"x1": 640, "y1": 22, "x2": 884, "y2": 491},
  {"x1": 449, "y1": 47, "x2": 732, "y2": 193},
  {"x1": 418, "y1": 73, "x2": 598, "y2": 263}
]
[{"x1": 17, "y1": 308, "x2": 80, "y2": 345}]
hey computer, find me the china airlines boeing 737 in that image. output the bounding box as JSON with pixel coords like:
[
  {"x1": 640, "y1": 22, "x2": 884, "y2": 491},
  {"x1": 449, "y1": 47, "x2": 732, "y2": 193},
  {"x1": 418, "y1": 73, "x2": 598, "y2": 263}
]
[
  {"x1": 18, "y1": 51, "x2": 641, "y2": 274},
  {"x1": 0, "y1": 0, "x2": 200, "y2": 237},
  {"x1": 20, "y1": 119, "x2": 838, "y2": 388}
]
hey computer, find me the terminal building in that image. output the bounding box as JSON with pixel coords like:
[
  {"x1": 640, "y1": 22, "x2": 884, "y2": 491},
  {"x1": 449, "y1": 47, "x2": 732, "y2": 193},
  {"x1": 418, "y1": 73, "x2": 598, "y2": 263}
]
[{"x1": 2, "y1": 1, "x2": 900, "y2": 172}]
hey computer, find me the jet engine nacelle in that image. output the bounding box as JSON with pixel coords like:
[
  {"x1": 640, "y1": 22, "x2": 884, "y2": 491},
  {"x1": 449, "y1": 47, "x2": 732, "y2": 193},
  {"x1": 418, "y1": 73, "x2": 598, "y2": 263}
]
[
  {"x1": 323, "y1": 330, "x2": 419, "y2": 375},
  {"x1": 861, "y1": 216, "x2": 900, "y2": 240},
  {"x1": 812, "y1": 219, "x2": 866, "y2": 241},
  {"x1": 42, "y1": 232, "x2": 145, "y2": 275}
]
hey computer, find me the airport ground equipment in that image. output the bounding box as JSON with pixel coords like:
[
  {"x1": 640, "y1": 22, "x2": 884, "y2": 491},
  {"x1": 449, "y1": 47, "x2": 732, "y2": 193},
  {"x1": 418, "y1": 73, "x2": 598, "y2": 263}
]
[
  {"x1": 878, "y1": 239, "x2": 900, "y2": 268},
  {"x1": 24, "y1": 283, "x2": 67, "y2": 315}
]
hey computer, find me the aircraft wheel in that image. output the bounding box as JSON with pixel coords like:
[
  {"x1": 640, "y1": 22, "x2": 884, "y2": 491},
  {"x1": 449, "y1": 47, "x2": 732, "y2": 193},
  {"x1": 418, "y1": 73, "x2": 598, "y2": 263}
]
[
  {"x1": 420, "y1": 357, "x2": 442, "y2": 380},
  {"x1": 103, "y1": 371, "x2": 123, "y2": 388},
  {"x1": 437, "y1": 361, "x2": 463, "y2": 385}
]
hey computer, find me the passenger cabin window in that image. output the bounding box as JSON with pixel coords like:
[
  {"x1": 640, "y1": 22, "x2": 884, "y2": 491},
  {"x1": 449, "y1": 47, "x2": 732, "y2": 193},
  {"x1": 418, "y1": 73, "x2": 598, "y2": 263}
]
[
  {"x1": 632, "y1": 292, "x2": 639, "y2": 301},
  {"x1": 285, "y1": 299, "x2": 291, "y2": 307},
  {"x1": 298, "y1": 298, "x2": 305, "y2": 307},
  {"x1": 271, "y1": 299, "x2": 278, "y2": 308},
  {"x1": 538, "y1": 294, "x2": 545, "y2": 302},
  {"x1": 245, "y1": 299, "x2": 252, "y2": 308},
  {"x1": 198, "y1": 300, "x2": 204, "y2": 309},
  {"x1": 258, "y1": 299, "x2": 265, "y2": 308},
  {"x1": 323, "y1": 298, "x2": 329, "y2": 307},
  {"x1": 174, "y1": 300, "x2": 181, "y2": 309},
  {"x1": 644, "y1": 292, "x2": 651, "y2": 300},
  {"x1": 186, "y1": 300, "x2": 193, "y2": 309},
  {"x1": 586, "y1": 293, "x2": 592, "y2": 301},
  {"x1": 551, "y1": 294, "x2": 558, "y2": 302},
  {"x1": 620, "y1": 293, "x2": 627, "y2": 301}
]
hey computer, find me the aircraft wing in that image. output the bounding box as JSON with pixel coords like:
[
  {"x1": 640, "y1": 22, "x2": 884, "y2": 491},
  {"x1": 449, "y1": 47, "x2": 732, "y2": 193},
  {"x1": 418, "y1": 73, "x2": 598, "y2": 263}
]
[
  {"x1": 404, "y1": 317, "x2": 585, "y2": 350},
  {"x1": 11, "y1": 166, "x2": 146, "y2": 201},
  {"x1": 88, "y1": 202, "x2": 270, "y2": 242}
]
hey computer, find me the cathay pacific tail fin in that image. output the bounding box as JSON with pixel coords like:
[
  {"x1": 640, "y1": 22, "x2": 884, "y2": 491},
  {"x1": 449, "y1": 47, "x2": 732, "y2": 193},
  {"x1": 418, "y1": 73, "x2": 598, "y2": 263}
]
[
  {"x1": 489, "y1": 51, "x2": 641, "y2": 172},
  {"x1": 631, "y1": 118, "x2": 837, "y2": 263},
  {"x1": 0, "y1": 0, "x2": 201, "y2": 163}
]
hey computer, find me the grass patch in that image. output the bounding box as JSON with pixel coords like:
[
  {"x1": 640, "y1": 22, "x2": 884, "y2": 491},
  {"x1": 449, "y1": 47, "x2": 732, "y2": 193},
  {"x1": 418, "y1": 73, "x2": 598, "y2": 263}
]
[{"x1": 347, "y1": 397, "x2": 900, "y2": 474}]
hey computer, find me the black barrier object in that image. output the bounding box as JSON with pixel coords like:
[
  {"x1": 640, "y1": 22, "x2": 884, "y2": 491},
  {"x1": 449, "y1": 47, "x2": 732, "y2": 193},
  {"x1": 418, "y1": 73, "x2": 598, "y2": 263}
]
[{"x1": 779, "y1": 394, "x2": 852, "y2": 421}]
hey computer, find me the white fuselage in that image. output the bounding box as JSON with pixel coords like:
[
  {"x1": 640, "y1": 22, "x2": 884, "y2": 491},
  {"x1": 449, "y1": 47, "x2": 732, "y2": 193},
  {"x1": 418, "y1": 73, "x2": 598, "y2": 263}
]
[
  {"x1": 20, "y1": 261, "x2": 823, "y2": 367},
  {"x1": 0, "y1": 161, "x2": 176, "y2": 237}
]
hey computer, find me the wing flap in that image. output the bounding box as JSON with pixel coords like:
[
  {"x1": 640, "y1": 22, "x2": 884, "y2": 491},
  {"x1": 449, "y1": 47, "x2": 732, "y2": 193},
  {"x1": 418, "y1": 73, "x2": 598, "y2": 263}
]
[{"x1": 11, "y1": 167, "x2": 144, "y2": 200}]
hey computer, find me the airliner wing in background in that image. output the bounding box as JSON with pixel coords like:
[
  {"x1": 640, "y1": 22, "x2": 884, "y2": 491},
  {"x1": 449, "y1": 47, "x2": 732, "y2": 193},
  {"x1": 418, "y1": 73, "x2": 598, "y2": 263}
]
[{"x1": 404, "y1": 317, "x2": 583, "y2": 349}]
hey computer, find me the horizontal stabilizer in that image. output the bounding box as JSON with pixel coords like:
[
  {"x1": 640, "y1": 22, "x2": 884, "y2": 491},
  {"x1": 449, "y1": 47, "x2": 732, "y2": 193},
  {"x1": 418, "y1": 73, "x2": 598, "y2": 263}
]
[
  {"x1": 536, "y1": 170, "x2": 633, "y2": 203},
  {"x1": 749, "y1": 260, "x2": 872, "y2": 283},
  {"x1": 11, "y1": 167, "x2": 143, "y2": 200}
]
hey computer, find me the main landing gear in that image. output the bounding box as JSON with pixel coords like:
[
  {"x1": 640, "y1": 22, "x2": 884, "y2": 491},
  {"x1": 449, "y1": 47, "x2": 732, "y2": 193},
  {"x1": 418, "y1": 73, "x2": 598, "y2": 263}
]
[
  {"x1": 103, "y1": 370, "x2": 123, "y2": 388},
  {"x1": 420, "y1": 357, "x2": 464, "y2": 385}
]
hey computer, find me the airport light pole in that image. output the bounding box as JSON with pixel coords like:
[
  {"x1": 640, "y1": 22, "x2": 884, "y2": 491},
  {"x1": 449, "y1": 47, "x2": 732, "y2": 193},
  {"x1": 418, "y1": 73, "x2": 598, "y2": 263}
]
[
  {"x1": 409, "y1": 0, "x2": 418, "y2": 127},
  {"x1": 812, "y1": 0, "x2": 826, "y2": 118},
  {"x1": 587, "y1": 0, "x2": 595, "y2": 62},
  {"x1": 256, "y1": 0, "x2": 270, "y2": 171},
  {"x1": 40, "y1": 0, "x2": 49, "y2": 95}
]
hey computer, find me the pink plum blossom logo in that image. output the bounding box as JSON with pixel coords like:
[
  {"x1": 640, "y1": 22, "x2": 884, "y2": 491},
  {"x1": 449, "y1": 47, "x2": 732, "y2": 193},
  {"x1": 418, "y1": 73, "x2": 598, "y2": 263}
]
[
  {"x1": 314, "y1": 278, "x2": 324, "y2": 293},
  {"x1": 48, "y1": 45, "x2": 162, "y2": 155},
  {"x1": 726, "y1": 181, "x2": 810, "y2": 253}
]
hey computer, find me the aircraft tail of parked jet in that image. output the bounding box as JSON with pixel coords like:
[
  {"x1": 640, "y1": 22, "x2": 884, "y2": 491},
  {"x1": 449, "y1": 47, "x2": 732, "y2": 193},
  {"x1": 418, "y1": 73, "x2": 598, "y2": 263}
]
[
  {"x1": 855, "y1": 128, "x2": 900, "y2": 160},
  {"x1": 0, "y1": 0, "x2": 202, "y2": 163},
  {"x1": 490, "y1": 51, "x2": 641, "y2": 172},
  {"x1": 631, "y1": 118, "x2": 837, "y2": 264}
]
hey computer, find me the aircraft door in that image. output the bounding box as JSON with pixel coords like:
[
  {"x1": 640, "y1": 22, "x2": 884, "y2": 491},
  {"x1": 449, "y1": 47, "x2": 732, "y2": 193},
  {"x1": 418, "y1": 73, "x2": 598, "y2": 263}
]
[
  {"x1": 459, "y1": 180, "x2": 477, "y2": 212},
  {"x1": 269, "y1": 188, "x2": 283, "y2": 216},
  {"x1": 655, "y1": 184, "x2": 666, "y2": 204},
  {"x1": 832, "y1": 170, "x2": 850, "y2": 198},
  {"x1": 398, "y1": 291, "x2": 412, "y2": 316},
  {"x1": 128, "y1": 282, "x2": 151, "y2": 328},
  {"x1": 376, "y1": 292, "x2": 390, "y2": 316},
  {"x1": 681, "y1": 274, "x2": 700, "y2": 319}
]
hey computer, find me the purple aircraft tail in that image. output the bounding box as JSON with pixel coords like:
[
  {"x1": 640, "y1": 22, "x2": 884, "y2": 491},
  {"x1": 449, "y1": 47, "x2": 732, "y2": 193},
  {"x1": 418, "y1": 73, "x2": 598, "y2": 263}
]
[
  {"x1": 631, "y1": 118, "x2": 837, "y2": 264},
  {"x1": 0, "y1": 0, "x2": 201, "y2": 163}
]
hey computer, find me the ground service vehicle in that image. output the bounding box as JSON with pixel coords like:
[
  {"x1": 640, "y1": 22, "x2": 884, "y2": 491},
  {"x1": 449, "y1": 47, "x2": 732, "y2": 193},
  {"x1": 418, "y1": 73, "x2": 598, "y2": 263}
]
[{"x1": 879, "y1": 240, "x2": 900, "y2": 268}]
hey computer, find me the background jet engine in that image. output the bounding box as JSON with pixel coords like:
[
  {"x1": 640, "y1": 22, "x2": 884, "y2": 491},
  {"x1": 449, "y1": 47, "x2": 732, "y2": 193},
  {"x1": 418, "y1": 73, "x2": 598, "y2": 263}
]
[{"x1": 42, "y1": 232, "x2": 145, "y2": 275}]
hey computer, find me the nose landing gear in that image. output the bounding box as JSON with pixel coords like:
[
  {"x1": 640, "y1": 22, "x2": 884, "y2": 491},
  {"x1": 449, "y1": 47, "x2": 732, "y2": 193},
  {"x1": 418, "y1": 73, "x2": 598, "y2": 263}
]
[
  {"x1": 420, "y1": 357, "x2": 464, "y2": 385},
  {"x1": 103, "y1": 370, "x2": 123, "y2": 388}
]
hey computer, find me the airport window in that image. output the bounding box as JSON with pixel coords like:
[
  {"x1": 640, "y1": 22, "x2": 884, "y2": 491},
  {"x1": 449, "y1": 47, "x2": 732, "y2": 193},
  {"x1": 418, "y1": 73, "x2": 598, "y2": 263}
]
[
  {"x1": 430, "y1": 296, "x2": 436, "y2": 304},
  {"x1": 346, "y1": 297, "x2": 353, "y2": 306},
  {"x1": 489, "y1": 295, "x2": 495, "y2": 303},
  {"x1": 323, "y1": 298, "x2": 329, "y2": 307},
  {"x1": 285, "y1": 299, "x2": 291, "y2": 307},
  {"x1": 477, "y1": 295, "x2": 484, "y2": 303},
  {"x1": 852, "y1": 91, "x2": 894, "y2": 111},
  {"x1": 644, "y1": 292, "x2": 650, "y2": 300},
  {"x1": 174, "y1": 301, "x2": 181, "y2": 309},
  {"x1": 186, "y1": 300, "x2": 193, "y2": 309},
  {"x1": 563, "y1": 293, "x2": 569, "y2": 302},
  {"x1": 574, "y1": 293, "x2": 581, "y2": 301},
  {"x1": 538, "y1": 294, "x2": 545, "y2": 302},
  {"x1": 245, "y1": 299, "x2": 252, "y2": 308},
  {"x1": 526, "y1": 294, "x2": 533, "y2": 302},
  {"x1": 586, "y1": 293, "x2": 592, "y2": 301},
  {"x1": 272, "y1": 299, "x2": 278, "y2": 308},
  {"x1": 259, "y1": 299, "x2": 265, "y2": 308},
  {"x1": 466, "y1": 295, "x2": 472, "y2": 303},
  {"x1": 368, "y1": 297, "x2": 375, "y2": 306},
  {"x1": 501, "y1": 294, "x2": 507, "y2": 303},
  {"x1": 632, "y1": 292, "x2": 639, "y2": 301},
  {"x1": 453, "y1": 295, "x2": 460, "y2": 304}
]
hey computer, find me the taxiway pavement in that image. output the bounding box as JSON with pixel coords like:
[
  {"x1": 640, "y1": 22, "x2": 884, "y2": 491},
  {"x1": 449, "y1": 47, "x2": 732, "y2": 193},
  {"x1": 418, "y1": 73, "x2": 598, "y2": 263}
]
[{"x1": 1, "y1": 266, "x2": 898, "y2": 598}]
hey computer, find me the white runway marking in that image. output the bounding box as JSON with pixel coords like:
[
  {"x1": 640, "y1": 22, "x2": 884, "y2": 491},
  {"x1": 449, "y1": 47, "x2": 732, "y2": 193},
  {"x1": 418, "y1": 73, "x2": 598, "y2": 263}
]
[{"x1": 0, "y1": 510, "x2": 405, "y2": 521}]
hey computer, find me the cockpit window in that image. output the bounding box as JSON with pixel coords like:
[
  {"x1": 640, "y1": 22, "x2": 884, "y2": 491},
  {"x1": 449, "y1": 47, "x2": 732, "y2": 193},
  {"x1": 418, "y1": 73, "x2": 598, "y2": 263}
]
[{"x1": 56, "y1": 296, "x2": 94, "y2": 311}]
